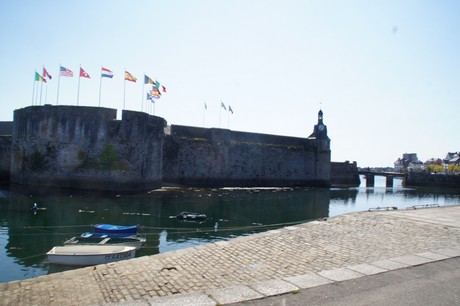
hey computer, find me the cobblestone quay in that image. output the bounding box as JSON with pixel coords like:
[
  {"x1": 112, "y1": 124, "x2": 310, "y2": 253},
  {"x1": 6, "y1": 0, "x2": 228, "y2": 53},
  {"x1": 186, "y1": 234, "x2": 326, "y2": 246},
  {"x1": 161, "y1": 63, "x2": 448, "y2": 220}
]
[{"x1": 1, "y1": 206, "x2": 460, "y2": 305}]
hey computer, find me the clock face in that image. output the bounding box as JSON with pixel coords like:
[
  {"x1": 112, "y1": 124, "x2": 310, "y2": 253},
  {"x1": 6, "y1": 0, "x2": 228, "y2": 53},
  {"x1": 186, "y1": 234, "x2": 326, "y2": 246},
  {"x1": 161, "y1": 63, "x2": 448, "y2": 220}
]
[{"x1": 318, "y1": 124, "x2": 325, "y2": 131}]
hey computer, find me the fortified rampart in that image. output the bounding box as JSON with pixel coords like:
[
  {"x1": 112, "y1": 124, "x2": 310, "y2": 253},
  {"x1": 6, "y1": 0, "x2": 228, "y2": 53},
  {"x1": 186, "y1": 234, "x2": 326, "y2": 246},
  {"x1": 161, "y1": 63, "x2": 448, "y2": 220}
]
[
  {"x1": 0, "y1": 122, "x2": 13, "y2": 180},
  {"x1": 3, "y1": 105, "x2": 334, "y2": 191},
  {"x1": 330, "y1": 161, "x2": 360, "y2": 187},
  {"x1": 163, "y1": 125, "x2": 331, "y2": 187},
  {"x1": 0, "y1": 136, "x2": 11, "y2": 180},
  {"x1": 10, "y1": 106, "x2": 166, "y2": 191}
]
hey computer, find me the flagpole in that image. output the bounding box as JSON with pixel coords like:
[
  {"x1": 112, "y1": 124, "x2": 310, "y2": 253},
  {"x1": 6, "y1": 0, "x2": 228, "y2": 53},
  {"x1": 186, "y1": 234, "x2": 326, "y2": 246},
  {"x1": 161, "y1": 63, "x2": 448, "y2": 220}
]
[
  {"x1": 43, "y1": 65, "x2": 48, "y2": 104},
  {"x1": 39, "y1": 66, "x2": 43, "y2": 105},
  {"x1": 203, "y1": 102, "x2": 206, "y2": 127},
  {"x1": 56, "y1": 65, "x2": 61, "y2": 105},
  {"x1": 98, "y1": 66, "x2": 102, "y2": 107},
  {"x1": 123, "y1": 71, "x2": 126, "y2": 110},
  {"x1": 44, "y1": 82, "x2": 48, "y2": 104},
  {"x1": 77, "y1": 65, "x2": 81, "y2": 106},
  {"x1": 219, "y1": 101, "x2": 222, "y2": 128},
  {"x1": 35, "y1": 80, "x2": 39, "y2": 106},
  {"x1": 39, "y1": 78, "x2": 43, "y2": 105},
  {"x1": 32, "y1": 71, "x2": 36, "y2": 106},
  {"x1": 141, "y1": 73, "x2": 145, "y2": 112}
]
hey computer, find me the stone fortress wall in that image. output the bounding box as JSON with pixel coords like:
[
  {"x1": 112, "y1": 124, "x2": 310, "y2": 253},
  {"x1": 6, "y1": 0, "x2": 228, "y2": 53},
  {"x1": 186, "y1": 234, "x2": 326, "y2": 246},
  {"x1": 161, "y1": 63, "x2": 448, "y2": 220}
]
[
  {"x1": 163, "y1": 124, "x2": 331, "y2": 187},
  {"x1": 9, "y1": 105, "x2": 166, "y2": 191},
  {"x1": 0, "y1": 122, "x2": 12, "y2": 180},
  {"x1": 0, "y1": 105, "x2": 358, "y2": 191}
]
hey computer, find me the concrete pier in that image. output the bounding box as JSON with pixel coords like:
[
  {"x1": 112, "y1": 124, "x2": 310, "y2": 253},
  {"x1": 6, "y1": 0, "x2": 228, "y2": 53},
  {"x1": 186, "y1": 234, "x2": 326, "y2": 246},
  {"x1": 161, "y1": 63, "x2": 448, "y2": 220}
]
[
  {"x1": 1, "y1": 205, "x2": 460, "y2": 306},
  {"x1": 365, "y1": 174, "x2": 374, "y2": 187}
]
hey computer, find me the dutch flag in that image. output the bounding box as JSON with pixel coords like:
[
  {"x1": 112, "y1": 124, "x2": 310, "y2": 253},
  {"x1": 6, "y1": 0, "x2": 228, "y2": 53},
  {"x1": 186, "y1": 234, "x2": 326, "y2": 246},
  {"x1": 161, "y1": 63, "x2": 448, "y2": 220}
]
[{"x1": 101, "y1": 67, "x2": 114, "y2": 78}]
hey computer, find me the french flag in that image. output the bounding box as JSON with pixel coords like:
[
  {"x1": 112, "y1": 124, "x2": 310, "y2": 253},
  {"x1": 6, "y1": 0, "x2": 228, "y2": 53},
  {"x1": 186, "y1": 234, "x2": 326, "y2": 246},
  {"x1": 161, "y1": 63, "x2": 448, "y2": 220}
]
[{"x1": 101, "y1": 67, "x2": 114, "y2": 78}]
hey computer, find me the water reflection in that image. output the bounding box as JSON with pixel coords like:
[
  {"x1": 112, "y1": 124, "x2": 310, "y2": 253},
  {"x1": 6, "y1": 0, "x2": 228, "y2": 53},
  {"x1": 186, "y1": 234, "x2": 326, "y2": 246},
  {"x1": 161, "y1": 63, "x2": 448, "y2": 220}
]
[{"x1": 1, "y1": 179, "x2": 460, "y2": 283}]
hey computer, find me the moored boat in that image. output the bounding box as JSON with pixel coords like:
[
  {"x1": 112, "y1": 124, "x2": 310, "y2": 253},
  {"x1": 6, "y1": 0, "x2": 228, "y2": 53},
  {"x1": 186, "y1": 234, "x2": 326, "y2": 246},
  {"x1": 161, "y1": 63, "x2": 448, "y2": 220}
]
[
  {"x1": 47, "y1": 245, "x2": 136, "y2": 266},
  {"x1": 176, "y1": 211, "x2": 207, "y2": 220},
  {"x1": 64, "y1": 233, "x2": 145, "y2": 250},
  {"x1": 92, "y1": 224, "x2": 139, "y2": 236}
]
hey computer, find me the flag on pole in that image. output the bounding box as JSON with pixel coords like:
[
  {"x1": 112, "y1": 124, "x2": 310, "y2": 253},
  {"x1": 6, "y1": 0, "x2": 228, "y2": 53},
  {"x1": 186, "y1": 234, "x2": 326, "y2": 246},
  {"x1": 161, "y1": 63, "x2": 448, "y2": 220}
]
[
  {"x1": 221, "y1": 101, "x2": 226, "y2": 110},
  {"x1": 60, "y1": 66, "x2": 73, "y2": 77},
  {"x1": 150, "y1": 86, "x2": 162, "y2": 99},
  {"x1": 144, "y1": 75, "x2": 155, "y2": 85},
  {"x1": 146, "y1": 92, "x2": 156, "y2": 101},
  {"x1": 125, "y1": 71, "x2": 137, "y2": 82},
  {"x1": 161, "y1": 85, "x2": 167, "y2": 93},
  {"x1": 229, "y1": 105, "x2": 233, "y2": 114},
  {"x1": 204, "y1": 102, "x2": 207, "y2": 110},
  {"x1": 101, "y1": 67, "x2": 114, "y2": 78},
  {"x1": 35, "y1": 71, "x2": 46, "y2": 83},
  {"x1": 43, "y1": 67, "x2": 52, "y2": 80},
  {"x1": 80, "y1": 67, "x2": 90, "y2": 78}
]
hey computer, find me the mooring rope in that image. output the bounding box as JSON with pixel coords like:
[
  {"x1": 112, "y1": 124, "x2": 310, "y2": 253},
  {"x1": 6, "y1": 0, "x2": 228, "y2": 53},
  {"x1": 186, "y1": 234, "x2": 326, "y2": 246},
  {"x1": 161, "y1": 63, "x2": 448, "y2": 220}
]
[{"x1": 15, "y1": 219, "x2": 311, "y2": 235}]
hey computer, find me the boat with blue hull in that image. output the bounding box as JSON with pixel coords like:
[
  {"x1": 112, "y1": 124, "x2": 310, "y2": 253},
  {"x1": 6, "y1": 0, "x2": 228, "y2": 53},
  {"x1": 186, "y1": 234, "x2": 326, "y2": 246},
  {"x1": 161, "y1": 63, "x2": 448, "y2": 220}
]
[{"x1": 92, "y1": 224, "x2": 139, "y2": 236}]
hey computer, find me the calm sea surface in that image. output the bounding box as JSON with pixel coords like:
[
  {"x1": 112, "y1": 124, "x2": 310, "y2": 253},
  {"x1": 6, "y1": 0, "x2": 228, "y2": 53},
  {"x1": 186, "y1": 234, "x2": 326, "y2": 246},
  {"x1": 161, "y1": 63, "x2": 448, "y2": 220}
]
[{"x1": 1, "y1": 176, "x2": 459, "y2": 283}]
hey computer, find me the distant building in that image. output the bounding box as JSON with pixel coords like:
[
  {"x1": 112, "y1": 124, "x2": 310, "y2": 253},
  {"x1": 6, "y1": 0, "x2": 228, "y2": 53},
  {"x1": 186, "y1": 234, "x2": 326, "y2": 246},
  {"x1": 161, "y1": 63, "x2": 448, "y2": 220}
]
[
  {"x1": 444, "y1": 152, "x2": 460, "y2": 165},
  {"x1": 425, "y1": 158, "x2": 442, "y2": 166},
  {"x1": 408, "y1": 160, "x2": 424, "y2": 171},
  {"x1": 394, "y1": 153, "x2": 421, "y2": 172}
]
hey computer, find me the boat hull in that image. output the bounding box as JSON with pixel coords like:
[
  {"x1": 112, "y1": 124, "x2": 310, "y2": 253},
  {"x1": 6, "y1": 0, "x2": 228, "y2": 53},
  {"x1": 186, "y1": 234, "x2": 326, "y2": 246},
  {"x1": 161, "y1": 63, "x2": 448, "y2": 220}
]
[
  {"x1": 47, "y1": 245, "x2": 136, "y2": 266},
  {"x1": 93, "y1": 224, "x2": 139, "y2": 236}
]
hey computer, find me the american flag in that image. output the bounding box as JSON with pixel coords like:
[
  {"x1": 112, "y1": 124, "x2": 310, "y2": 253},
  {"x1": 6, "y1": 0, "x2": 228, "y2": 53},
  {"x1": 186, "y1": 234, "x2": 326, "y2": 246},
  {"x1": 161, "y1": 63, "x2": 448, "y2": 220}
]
[{"x1": 60, "y1": 66, "x2": 73, "y2": 77}]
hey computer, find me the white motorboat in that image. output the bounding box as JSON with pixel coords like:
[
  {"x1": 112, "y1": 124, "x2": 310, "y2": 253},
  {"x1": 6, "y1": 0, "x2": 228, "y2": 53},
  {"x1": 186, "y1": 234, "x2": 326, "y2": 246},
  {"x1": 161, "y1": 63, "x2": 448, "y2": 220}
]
[{"x1": 47, "y1": 245, "x2": 136, "y2": 266}]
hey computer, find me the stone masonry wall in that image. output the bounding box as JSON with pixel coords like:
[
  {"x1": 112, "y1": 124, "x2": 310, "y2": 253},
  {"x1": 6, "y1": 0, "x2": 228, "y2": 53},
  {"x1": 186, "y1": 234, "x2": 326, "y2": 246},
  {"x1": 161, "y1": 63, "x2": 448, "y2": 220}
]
[
  {"x1": 330, "y1": 161, "x2": 360, "y2": 187},
  {"x1": 0, "y1": 135, "x2": 11, "y2": 180},
  {"x1": 163, "y1": 125, "x2": 330, "y2": 187},
  {"x1": 10, "y1": 105, "x2": 166, "y2": 191},
  {"x1": 406, "y1": 171, "x2": 460, "y2": 188},
  {"x1": 0, "y1": 122, "x2": 13, "y2": 136}
]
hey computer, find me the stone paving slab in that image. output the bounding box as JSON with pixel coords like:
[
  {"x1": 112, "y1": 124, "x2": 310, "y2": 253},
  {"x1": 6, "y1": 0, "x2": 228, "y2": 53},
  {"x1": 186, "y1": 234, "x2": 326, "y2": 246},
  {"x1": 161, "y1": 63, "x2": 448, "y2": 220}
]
[
  {"x1": 370, "y1": 259, "x2": 411, "y2": 271},
  {"x1": 283, "y1": 272, "x2": 334, "y2": 288},
  {"x1": 249, "y1": 279, "x2": 299, "y2": 296},
  {"x1": 205, "y1": 285, "x2": 263, "y2": 305},
  {"x1": 1, "y1": 205, "x2": 460, "y2": 306},
  {"x1": 390, "y1": 254, "x2": 436, "y2": 266},
  {"x1": 346, "y1": 263, "x2": 388, "y2": 275},
  {"x1": 317, "y1": 267, "x2": 364, "y2": 282},
  {"x1": 417, "y1": 251, "x2": 450, "y2": 261},
  {"x1": 148, "y1": 292, "x2": 216, "y2": 306}
]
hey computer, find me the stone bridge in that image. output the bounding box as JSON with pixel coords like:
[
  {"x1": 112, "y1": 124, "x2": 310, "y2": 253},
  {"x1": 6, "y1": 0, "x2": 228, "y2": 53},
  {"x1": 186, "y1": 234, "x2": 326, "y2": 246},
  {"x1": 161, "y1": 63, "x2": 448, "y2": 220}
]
[{"x1": 358, "y1": 170, "x2": 406, "y2": 187}]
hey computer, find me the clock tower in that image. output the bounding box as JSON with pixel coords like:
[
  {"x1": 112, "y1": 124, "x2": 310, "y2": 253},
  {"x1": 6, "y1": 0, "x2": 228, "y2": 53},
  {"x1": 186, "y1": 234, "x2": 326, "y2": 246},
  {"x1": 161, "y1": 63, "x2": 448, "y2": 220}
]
[
  {"x1": 309, "y1": 109, "x2": 330, "y2": 141},
  {"x1": 308, "y1": 109, "x2": 331, "y2": 186}
]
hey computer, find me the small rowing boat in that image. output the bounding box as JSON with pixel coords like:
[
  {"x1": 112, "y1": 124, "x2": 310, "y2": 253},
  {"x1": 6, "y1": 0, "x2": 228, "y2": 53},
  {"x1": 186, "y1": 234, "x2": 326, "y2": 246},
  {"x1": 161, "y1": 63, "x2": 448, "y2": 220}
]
[{"x1": 47, "y1": 245, "x2": 136, "y2": 266}]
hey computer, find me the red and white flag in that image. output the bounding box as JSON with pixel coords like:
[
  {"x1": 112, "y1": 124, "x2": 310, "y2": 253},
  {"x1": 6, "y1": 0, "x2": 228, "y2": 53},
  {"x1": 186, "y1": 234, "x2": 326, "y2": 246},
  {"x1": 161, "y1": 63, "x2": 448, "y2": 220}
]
[
  {"x1": 43, "y1": 67, "x2": 52, "y2": 80},
  {"x1": 80, "y1": 67, "x2": 90, "y2": 78}
]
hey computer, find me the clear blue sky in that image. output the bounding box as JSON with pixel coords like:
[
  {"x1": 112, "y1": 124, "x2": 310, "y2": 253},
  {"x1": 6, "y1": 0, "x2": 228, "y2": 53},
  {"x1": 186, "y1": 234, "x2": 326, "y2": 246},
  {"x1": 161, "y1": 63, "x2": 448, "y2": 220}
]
[{"x1": 1, "y1": 0, "x2": 459, "y2": 167}]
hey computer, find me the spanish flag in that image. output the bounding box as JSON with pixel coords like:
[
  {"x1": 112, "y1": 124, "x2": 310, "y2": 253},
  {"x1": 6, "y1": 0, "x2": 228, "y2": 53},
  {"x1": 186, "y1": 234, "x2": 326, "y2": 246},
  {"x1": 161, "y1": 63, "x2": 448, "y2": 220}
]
[{"x1": 125, "y1": 71, "x2": 137, "y2": 82}]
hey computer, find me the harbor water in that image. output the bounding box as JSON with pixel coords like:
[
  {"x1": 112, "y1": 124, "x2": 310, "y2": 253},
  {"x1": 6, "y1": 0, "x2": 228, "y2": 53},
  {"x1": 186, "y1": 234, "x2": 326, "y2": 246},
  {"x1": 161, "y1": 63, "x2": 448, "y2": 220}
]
[{"x1": 1, "y1": 176, "x2": 459, "y2": 283}]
